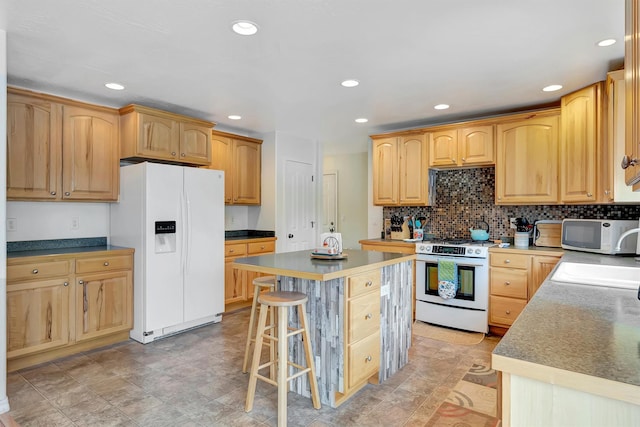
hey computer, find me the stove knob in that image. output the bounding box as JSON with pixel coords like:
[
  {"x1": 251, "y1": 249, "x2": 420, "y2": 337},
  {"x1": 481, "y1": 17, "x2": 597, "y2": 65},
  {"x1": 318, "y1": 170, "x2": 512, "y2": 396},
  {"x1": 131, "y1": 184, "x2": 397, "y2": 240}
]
[
  {"x1": 466, "y1": 248, "x2": 472, "y2": 254},
  {"x1": 475, "y1": 249, "x2": 481, "y2": 254}
]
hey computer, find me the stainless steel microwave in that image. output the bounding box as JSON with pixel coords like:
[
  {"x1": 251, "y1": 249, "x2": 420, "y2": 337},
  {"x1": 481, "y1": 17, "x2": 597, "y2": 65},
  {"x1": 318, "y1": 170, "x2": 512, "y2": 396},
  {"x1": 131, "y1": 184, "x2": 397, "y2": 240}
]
[{"x1": 561, "y1": 219, "x2": 639, "y2": 255}]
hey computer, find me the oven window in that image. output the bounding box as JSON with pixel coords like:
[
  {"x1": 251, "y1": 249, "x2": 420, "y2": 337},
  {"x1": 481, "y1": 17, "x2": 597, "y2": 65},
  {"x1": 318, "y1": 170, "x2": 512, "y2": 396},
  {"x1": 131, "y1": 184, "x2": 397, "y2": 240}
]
[{"x1": 424, "y1": 263, "x2": 476, "y2": 301}]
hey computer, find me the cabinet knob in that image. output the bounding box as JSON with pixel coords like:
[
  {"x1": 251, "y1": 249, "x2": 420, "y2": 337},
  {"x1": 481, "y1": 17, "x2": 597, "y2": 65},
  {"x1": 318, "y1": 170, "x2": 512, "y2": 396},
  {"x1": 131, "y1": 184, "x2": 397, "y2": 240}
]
[
  {"x1": 171, "y1": 151, "x2": 177, "y2": 156},
  {"x1": 506, "y1": 310, "x2": 511, "y2": 315},
  {"x1": 50, "y1": 191, "x2": 56, "y2": 196},
  {"x1": 604, "y1": 190, "x2": 611, "y2": 196},
  {"x1": 497, "y1": 196, "x2": 502, "y2": 200},
  {"x1": 365, "y1": 355, "x2": 372, "y2": 362},
  {"x1": 32, "y1": 269, "x2": 38, "y2": 274},
  {"x1": 451, "y1": 158, "x2": 456, "y2": 163},
  {"x1": 63, "y1": 282, "x2": 69, "y2": 287},
  {"x1": 260, "y1": 245, "x2": 265, "y2": 249},
  {"x1": 103, "y1": 261, "x2": 109, "y2": 266},
  {"x1": 461, "y1": 158, "x2": 466, "y2": 162},
  {"x1": 181, "y1": 153, "x2": 186, "y2": 157},
  {"x1": 365, "y1": 313, "x2": 373, "y2": 319},
  {"x1": 229, "y1": 249, "x2": 235, "y2": 253},
  {"x1": 587, "y1": 192, "x2": 593, "y2": 197},
  {"x1": 365, "y1": 281, "x2": 373, "y2": 287},
  {"x1": 64, "y1": 192, "x2": 70, "y2": 196},
  {"x1": 79, "y1": 280, "x2": 84, "y2": 285},
  {"x1": 504, "y1": 281, "x2": 510, "y2": 286},
  {"x1": 621, "y1": 155, "x2": 638, "y2": 169},
  {"x1": 504, "y1": 259, "x2": 510, "y2": 264}
]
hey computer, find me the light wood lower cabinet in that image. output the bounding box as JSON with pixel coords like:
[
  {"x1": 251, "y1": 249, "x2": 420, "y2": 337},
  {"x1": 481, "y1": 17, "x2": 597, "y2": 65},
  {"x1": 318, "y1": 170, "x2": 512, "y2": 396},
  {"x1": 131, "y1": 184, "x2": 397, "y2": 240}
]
[
  {"x1": 345, "y1": 270, "x2": 380, "y2": 391},
  {"x1": 489, "y1": 250, "x2": 561, "y2": 332},
  {"x1": 7, "y1": 249, "x2": 134, "y2": 371},
  {"x1": 224, "y1": 238, "x2": 276, "y2": 311}
]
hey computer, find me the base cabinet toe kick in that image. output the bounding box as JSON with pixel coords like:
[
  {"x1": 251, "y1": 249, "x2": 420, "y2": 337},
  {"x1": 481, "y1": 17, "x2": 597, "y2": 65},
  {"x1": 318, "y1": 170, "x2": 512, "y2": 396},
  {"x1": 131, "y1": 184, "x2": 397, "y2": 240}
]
[{"x1": 277, "y1": 260, "x2": 413, "y2": 408}]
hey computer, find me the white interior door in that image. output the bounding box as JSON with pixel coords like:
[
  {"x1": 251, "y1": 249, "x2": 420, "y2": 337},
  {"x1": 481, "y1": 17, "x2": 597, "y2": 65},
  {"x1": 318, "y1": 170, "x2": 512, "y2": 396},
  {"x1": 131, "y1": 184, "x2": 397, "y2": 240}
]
[
  {"x1": 323, "y1": 171, "x2": 338, "y2": 232},
  {"x1": 284, "y1": 160, "x2": 315, "y2": 252}
]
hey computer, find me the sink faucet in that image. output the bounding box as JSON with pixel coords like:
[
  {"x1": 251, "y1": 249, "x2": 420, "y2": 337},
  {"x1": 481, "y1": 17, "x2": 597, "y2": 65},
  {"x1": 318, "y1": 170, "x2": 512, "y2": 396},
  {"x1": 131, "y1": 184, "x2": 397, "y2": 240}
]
[{"x1": 615, "y1": 227, "x2": 640, "y2": 260}]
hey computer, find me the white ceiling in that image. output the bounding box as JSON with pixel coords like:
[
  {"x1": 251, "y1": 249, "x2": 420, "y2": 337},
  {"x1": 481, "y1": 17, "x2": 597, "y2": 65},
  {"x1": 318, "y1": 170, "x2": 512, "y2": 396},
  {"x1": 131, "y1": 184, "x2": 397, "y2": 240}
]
[{"x1": 1, "y1": 0, "x2": 626, "y2": 155}]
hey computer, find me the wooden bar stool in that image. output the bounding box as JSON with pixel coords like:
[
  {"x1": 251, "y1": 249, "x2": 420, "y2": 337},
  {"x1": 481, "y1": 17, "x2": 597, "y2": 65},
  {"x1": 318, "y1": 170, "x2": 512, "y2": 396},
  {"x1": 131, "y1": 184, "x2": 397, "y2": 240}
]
[
  {"x1": 242, "y1": 275, "x2": 276, "y2": 374},
  {"x1": 245, "y1": 291, "x2": 321, "y2": 427}
]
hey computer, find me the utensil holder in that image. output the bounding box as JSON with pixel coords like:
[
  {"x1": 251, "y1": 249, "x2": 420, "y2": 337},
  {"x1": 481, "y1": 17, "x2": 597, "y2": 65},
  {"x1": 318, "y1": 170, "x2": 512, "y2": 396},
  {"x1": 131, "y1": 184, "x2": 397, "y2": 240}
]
[{"x1": 514, "y1": 232, "x2": 529, "y2": 248}]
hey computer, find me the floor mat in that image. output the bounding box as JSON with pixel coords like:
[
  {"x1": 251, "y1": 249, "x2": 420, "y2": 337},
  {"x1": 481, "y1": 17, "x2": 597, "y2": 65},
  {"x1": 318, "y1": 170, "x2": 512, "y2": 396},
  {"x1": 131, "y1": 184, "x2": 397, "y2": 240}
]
[{"x1": 412, "y1": 320, "x2": 485, "y2": 345}]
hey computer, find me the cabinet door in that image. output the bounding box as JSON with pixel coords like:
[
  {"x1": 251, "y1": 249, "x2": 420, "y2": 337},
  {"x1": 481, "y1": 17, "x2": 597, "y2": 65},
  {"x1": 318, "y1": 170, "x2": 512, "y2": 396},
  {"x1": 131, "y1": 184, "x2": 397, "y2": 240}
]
[
  {"x1": 180, "y1": 123, "x2": 211, "y2": 165},
  {"x1": 224, "y1": 257, "x2": 247, "y2": 304},
  {"x1": 6, "y1": 92, "x2": 62, "y2": 200},
  {"x1": 62, "y1": 105, "x2": 119, "y2": 201},
  {"x1": 137, "y1": 113, "x2": 180, "y2": 161},
  {"x1": 459, "y1": 125, "x2": 495, "y2": 166},
  {"x1": 530, "y1": 255, "x2": 561, "y2": 299},
  {"x1": 210, "y1": 134, "x2": 233, "y2": 203},
  {"x1": 7, "y1": 278, "x2": 72, "y2": 359},
  {"x1": 560, "y1": 84, "x2": 599, "y2": 203},
  {"x1": 372, "y1": 137, "x2": 398, "y2": 205},
  {"x1": 399, "y1": 134, "x2": 429, "y2": 205},
  {"x1": 625, "y1": 0, "x2": 640, "y2": 189},
  {"x1": 233, "y1": 140, "x2": 261, "y2": 204},
  {"x1": 495, "y1": 114, "x2": 559, "y2": 204},
  {"x1": 75, "y1": 271, "x2": 133, "y2": 342},
  {"x1": 429, "y1": 130, "x2": 458, "y2": 167}
]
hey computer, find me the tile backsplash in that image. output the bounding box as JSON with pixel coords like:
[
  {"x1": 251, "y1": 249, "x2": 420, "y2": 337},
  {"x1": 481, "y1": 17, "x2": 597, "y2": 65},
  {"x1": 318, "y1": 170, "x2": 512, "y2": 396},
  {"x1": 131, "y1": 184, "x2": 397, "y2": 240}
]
[{"x1": 383, "y1": 167, "x2": 640, "y2": 240}]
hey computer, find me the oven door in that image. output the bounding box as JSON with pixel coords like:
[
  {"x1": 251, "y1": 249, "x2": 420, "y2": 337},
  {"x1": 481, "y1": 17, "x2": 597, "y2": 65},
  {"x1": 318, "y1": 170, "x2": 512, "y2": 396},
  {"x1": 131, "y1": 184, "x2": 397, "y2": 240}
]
[{"x1": 416, "y1": 256, "x2": 488, "y2": 310}]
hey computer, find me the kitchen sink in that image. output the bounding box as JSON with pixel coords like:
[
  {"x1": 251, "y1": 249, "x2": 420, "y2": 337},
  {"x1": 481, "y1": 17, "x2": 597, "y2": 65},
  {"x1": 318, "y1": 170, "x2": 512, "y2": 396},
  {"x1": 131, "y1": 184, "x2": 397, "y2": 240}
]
[{"x1": 551, "y1": 262, "x2": 640, "y2": 290}]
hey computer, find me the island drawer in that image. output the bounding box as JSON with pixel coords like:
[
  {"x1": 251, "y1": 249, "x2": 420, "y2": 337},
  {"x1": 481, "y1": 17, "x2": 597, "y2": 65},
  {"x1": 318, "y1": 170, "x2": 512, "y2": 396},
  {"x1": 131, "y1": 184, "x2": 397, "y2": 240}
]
[
  {"x1": 490, "y1": 268, "x2": 528, "y2": 299},
  {"x1": 248, "y1": 241, "x2": 275, "y2": 254},
  {"x1": 490, "y1": 295, "x2": 527, "y2": 326},
  {"x1": 8, "y1": 260, "x2": 73, "y2": 281},
  {"x1": 225, "y1": 243, "x2": 247, "y2": 257},
  {"x1": 348, "y1": 331, "x2": 380, "y2": 388},
  {"x1": 76, "y1": 254, "x2": 133, "y2": 274},
  {"x1": 348, "y1": 291, "x2": 380, "y2": 343},
  {"x1": 490, "y1": 253, "x2": 530, "y2": 269},
  {"x1": 348, "y1": 270, "x2": 380, "y2": 298}
]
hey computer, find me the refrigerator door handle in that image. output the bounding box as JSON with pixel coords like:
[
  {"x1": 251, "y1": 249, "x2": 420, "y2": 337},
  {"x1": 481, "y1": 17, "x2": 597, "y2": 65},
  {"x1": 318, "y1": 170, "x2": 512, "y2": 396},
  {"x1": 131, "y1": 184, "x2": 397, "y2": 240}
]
[
  {"x1": 180, "y1": 190, "x2": 187, "y2": 276},
  {"x1": 185, "y1": 189, "x2": 192, "y2": 273}
]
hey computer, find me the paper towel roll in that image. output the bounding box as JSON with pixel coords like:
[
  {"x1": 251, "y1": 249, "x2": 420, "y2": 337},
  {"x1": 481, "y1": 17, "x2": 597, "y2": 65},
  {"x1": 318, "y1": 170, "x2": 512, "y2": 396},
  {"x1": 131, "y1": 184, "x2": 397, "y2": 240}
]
[{"x1": 320, "y1": 232, "x2": 343, "y2": 254}]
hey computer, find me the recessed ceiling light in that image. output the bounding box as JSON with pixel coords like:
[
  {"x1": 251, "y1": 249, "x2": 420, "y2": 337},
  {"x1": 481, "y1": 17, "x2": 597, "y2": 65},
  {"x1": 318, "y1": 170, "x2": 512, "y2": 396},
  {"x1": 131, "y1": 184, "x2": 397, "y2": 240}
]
[
  {"x1": 355, "y1": 118, "x2": 368, "y2": 123},
  {"x1": 341, "y1": 79, "x2": 359, "y2": 88},
  {"x1": 228, "y1": 115, "x2": 242, "y2": 120},
  {"x1": 434, "y1": 104, "x2": 450, "y2": 110},
  {"x1": 542, "y1": 84, "x2": 563, "y2": 92},
  {"x1": 232, "y1": 20, "x2": 258, "y2": 36},
  {"x1": 597, "y1": 38, "x2": 616, "y2": 47},
  {"x1": 105, "y1": 82, "x2": 125, "y2": 90}
]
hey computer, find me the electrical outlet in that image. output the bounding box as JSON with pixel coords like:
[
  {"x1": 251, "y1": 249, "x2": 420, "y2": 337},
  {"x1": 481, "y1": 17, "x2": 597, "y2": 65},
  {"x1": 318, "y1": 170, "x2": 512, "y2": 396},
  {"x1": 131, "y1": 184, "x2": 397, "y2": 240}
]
[
  {"x1": 509, "y1": 218, "x2": 517, "y2": 229},
  {"x1": 7, "y1": 218, "x2": 17, "y2": 232},
  {"x1": 71, "y1": 217, "x2": 79, "y2": 230}
]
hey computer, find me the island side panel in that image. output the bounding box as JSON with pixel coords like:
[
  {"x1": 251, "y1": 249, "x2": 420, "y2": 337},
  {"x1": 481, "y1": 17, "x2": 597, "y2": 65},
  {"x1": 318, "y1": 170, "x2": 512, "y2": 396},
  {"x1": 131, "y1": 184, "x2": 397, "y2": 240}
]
[
  {"x1": 380, "y1": 260, "x2": 412, "y2": 381},
  {"x1": 279, "y1": 275, "x2": 344, "y2": 407}
]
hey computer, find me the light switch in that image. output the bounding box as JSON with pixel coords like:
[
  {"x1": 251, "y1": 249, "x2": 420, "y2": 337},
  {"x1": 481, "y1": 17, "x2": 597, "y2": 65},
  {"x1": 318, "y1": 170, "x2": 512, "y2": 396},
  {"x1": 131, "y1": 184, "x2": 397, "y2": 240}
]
[{"x1": 6, "y1": 218, "x2": 16, "y2": 232}]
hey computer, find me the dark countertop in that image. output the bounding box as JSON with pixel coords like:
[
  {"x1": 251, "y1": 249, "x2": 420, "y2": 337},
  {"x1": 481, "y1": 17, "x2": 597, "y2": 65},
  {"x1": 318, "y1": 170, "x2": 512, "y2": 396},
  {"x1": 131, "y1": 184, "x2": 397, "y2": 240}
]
[
  {"x1": 8, "y1": 245, "x2": 133, "y2": 259},
  {"x1": 225, "y1": 230, "x2": 276, "y2": 241},
  {"x1": 232, "y1": 249, "x2": 415, "y2": 281},
  {"x1": 492, "y1": 250, "x2": 640, "y2": 402}
]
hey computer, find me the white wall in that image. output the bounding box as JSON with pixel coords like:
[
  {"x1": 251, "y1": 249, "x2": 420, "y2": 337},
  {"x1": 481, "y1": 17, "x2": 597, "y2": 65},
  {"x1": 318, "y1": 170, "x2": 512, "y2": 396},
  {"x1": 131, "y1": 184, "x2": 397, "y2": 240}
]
[
  {"x1": 323, "y1": 152, "x2": 368, "y2": 249},
  {"x1": 6, "y1": 202, "x2": 110, "y2": 242},
  {"x1": 367, "y1": 141, "x2": 383, "y2": 238}
]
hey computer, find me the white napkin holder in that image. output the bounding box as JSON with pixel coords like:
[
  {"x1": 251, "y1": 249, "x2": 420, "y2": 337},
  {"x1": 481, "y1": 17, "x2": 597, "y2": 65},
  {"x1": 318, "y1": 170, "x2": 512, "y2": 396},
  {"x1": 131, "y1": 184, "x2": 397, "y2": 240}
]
[{"x1": 320, "y1": 232, "x2": 343, "y2": 254}]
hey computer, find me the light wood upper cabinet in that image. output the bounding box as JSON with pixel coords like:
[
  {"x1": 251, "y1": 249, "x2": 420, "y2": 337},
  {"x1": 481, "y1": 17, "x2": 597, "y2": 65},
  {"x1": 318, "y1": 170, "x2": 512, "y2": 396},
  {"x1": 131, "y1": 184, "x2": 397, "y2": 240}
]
[
  {"x1": 495, "y1": 111, "x2": 560, "y2": 205},
  {"x1": 62, "y1": 105, "x2": 119, "y2": 201},
  {"x1": 625, "y1": 0, "x2": 640, "y2": 190},
  {"x1": 119, "y1": 104, "x2": 214, "y2": 166},
  {"x1": 560, "y1": 83, "x2": 604, "y2": 203},
  {"x1": 7, "y1": 87, "x2": 119, "y2": 202},
  {"x1": 7, "y1": 91, "x2": 62, "y2": 200},
  {"x1": 209, "y1": 130, "x2": 262, "y2": 205},
  {"x1": 372, "y1": 133, "x2": 431, "y2": 206},
  {"x1": 429, "y1": 125, "x2": 494, "y2": 168}
]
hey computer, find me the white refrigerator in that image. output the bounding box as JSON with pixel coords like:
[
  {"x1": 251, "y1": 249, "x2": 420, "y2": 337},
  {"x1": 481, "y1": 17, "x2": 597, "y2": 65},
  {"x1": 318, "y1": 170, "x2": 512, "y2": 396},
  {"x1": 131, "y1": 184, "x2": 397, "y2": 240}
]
[{"x1": 110, "y1": 162, "x2": 225, "y2": 343}]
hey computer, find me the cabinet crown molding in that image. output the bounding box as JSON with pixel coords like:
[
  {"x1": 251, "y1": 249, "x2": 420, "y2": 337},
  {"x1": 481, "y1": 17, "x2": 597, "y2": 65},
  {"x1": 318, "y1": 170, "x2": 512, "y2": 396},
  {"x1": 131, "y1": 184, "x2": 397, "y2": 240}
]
[{"x1": 119, "y1": 103, "x2": 215, "y2": 128}]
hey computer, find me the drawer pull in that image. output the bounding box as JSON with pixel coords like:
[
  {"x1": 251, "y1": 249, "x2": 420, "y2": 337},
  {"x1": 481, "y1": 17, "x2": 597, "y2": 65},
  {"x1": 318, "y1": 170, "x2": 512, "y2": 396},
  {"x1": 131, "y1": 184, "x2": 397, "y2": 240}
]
[
  {"x1": 365, "y1": 313, "x2": 373, "y2": 320},
  {"x1": 504, "y1": 281, "x2": 510, "y2": 286},
  {"x1": 32, "y1": 269, "x2": 38, "y2": 274},
  {"x1": 504, "y1": 259, "x2": 511, "y2": 264},
  {"x1": 104, "y1": 262, "x2": 110, "y2": 266},
  {"x1": 63, "y1": 282, "x2": 69, "y2": 287},
  {"x1": 50, "y1": 191, "x2": 56, "y2": 196},
  {"x1": 365, "y1": 281, "x2": 373, "y2": 287},
  {"x1": 64, "y1": 192, "x2": 70, "y2": 196},
  {"x1": 260, "y1": 245, "x2": 265, "y2": 249},
  {"x1": 229, "y1": 249, "x2": 235, "y2": 253},
  {"x1": 365, "y1": 355, "x2": 372, "y2": 362},
  {"x1": 505, "y1": 310, "x2": 511, "y2": 315}
]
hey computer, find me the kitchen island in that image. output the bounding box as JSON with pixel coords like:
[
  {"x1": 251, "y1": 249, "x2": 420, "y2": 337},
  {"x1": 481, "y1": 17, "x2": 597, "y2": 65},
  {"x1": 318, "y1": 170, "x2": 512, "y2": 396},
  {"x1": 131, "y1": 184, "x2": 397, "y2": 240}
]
[
  {"x1": 232, "y1": 249, "x2": 415, "y2": 407},
  {"x1": 492, "y1": 251, "x2": 640, "y2": 426}
]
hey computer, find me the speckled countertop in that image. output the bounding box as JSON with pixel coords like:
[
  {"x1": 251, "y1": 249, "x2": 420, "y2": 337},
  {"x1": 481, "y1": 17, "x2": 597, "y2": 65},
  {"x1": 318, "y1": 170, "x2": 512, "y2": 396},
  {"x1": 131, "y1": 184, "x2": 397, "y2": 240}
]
[
  {"x1": 492, "y1": 250, "x2": 640, "y2": 390},
  {"x1": 232, "y1": 249, "x2": 415, "y2": 281}
]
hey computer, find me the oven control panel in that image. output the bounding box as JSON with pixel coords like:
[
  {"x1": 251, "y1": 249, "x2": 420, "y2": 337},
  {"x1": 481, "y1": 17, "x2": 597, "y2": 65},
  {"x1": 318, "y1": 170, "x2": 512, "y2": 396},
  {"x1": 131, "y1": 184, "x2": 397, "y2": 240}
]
[{"x1": 415, "y1": 243, "x2": 491, "y2": 258}]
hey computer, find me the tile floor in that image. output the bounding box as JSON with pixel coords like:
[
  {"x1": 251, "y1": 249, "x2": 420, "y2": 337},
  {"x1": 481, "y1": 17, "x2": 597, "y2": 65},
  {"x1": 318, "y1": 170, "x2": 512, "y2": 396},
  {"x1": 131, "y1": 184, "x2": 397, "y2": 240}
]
[{"x1": 7, "y1": 309, "x2": 501, "y2": 426}]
